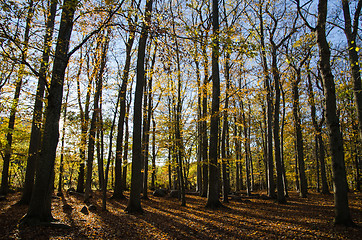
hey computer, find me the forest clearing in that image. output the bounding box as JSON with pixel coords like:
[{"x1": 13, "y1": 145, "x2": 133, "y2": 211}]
[{"x1": 1, "y1": 190, "x2": 361, "y2": 239}]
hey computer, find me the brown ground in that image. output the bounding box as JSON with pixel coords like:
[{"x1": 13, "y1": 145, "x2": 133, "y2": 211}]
[{"x1": 0, "y1": 190, "x2": 361, "y2": 239}]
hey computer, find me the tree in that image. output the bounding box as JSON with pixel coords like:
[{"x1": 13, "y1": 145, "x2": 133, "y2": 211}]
[
  {"x1": 21, "y1": 0, "x2": 79, "y2": 224},
  {"x1": 113, "y1": 6, "x2": 136, "y2": 199},
  {"x1": 57, "y1": 82, "x2": 71, "y2": 195},
  {"x1": 84, "y1": 32, "x2": 109, "y2": 203},
  {"x1": 126, "y1": 0, "x2": 153, "y2": 214},
  {"x1": 1, "y1": 0, "x2": 34, "y2": 196},
  {"x1": 342, "y1": 0, "x2": 362, "y2": 191},
  {"x1": 297, "y1": 0, "x2": 354, "y2": 226},
  {"x1": 306, "y1": 68, "x2": 329, "y2": 194},
  {"x1": 206, "y1": 0, "x2": 222, "y2": 209},
  {"x1": 20, "y1": 0, "x2": 57, "y2": 204},
  {"x1": 257, "y1": 0, "x2": 275, "y2": 198}
]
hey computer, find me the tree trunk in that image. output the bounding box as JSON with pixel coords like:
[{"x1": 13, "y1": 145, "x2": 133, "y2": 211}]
[
  {"x1": 292, "y1": 70, "x2": 308, "y2": 198},
  {"x1": 85, "y1": 33, "x2": 108, "y2": 203},
  {"x1": 315, "y1": 0, "x2": 353, "y2": 226},
  {"x1": 76, "y1": 53, "x2": 91, "y2": 194},
  {"x1": 97, "y1": 110, "x2": 104, "y2": 191},
  {"x1": 126, "y1": 0, "x2": 153, "y2": 214},
  {"x1": 21, "y1": 0, "x2": 77, "y2": 224},
  {"x1": 194, "y1": 41, "x2": 202, "y2": 193},
  {"x1": 306, "y1": 71, "x2": 329, "y2": 194},
  {"x1": 20, "y1": 0, "x2": 56, "y2": 203},
  {"x1": 1, "y1": 0, "x2": 34, "y2": 196},
  {"x1": 151, "y1": 115, "x2": 156, "y2": 190},
  {"x1": 242, "y1": 101, "x2": 251, "y2": 197},
  {"x1": 113, "y1": 18, "x2": 135, "y2": 199},
  {"x1": 206, "y1": 0, "x2": 222, "y2": 208},
  {"x1": 201, "y1": 37, "x2": 209, "y2": 198},
  {"x1": 271, "y1": 43, "x2": 286, "y2": 203},
  {"x1": 142, "y1": 43, "x2": 157, "y2": 200},
  {"x1": 221, "y1": 52, "x2": 230, "y2": 203},
  {"x1": 122, "y1": 98, "x2": 131, "y2": 191},
  {"x1": 259, "y1": 3, "x2": 275, "y2": 198},
  {"x1": 57, "y1": 85, "x2": 70, "y2": 195},
  {"x1": 280, "y1": 85, "x2": 288, "y2": 197}
]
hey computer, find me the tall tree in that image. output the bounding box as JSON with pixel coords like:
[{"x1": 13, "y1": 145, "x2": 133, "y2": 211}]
[
  {"x1": 206, "y1": 0, "x2": 222, "y2": 209},
  {"x1": 126, "y1": 0, "x2": 153, "y2": 214},
  {"x1": 113, "y1": 9, "x2": 136, "y2": 199},
  {"x1": 142, "y1": 42, "x2": 157, "y2": 200},
  {"x1": 258, "y1": 0, "x2": 275, "y2": 198},
  {"x1": 21, "y1": 0, "x2": 78, "y2": 224},
  {"x1": 306, "y1": 70, "x2": 329, "y2": 194},
  {"x1": 297, "y1": 0, "x2": 354, "y2": 226},
  {"x1": 342, "y1": 0, "x2": 362, "y2": 191},
  {"x1": 84, "y1": 32, "x2": 109, "y2": 203},
  {"x1": 57, "y1": 82, "x2": 70, "y2": 196},
  {"x1": 20, "y1": 0, "x2": 57, "y2": 204},
  {"x1": 1, "y1": 0, "x2": 34, "y2": 196}
]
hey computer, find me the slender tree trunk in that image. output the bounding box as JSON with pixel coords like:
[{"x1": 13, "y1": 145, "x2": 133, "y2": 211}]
[
  {"x1": 242, "y1": 101, "x2": 251, "y2": 196},
  {"x1": 113, "y1": 18, "x2": 136, "y2": 199},
  {"x1": 126, "y1": 0, "x2": 153, "y2": 214},
  {"x1": 97, "y1": 109, "x2": 104, "y2": 191},
  {"x1": 20, "y1": 0, "x2": 56, "y2": 203},
  {"x1": 315, "y1": 135, "x2": 320, "y2": 192},
  {"x1": 194, "y1": 41, "x2": 202, "y2": 193},
  {"x1": 234, "y1": 122, "x2": 241, "y2": 192},
  {"x1": 57, "y1": 85, "x2": 70, "y2": 195},
  {"x1": 306, "y1": 72, "x2": 329, "y2": 194},
  {"x1": 122, "y1": 100, "x2": 130, "y2": 191},
  {"x1": 151, "y1": 115, "x2": 156, "y2": 190},
  {"x1": 142, "y1": 43, "x2": 157, "y2": 200},
  {"x1": 221, "y1": 52, "x2": 230, "y2": 203},
  {"x1": 85, "y1": 34, "x2": 108, "y2": 203},
  {"x1": 292, "y1": 70, "x2": 307, "y2": 198},
  {"x1": 271, "y1": 43, "x2": 286, "y2": 203},
  {"x1": 21, "y1": 0, "x2": 78, "y2": 224},
  {"x1": 1, "y1": 0, "x2": 34, "y2": 196},
  {"x1": 280, "y1": 85, "x2": 288, "y2": 197},
  {"x1": 259, "y1": 3, "x2": 275, "y2": 198},
  {"x1": 206, "y1": 0, "x2": 222, "y2": 208},
  {"x1": 102, "y1": 32, "x2": 122, "y2": 209},
  {"x1": 201, "y1": 37, "x2": 209, "y2": 198},
  {"x1": 76, "y1": 54, "x2": 90, "y2": 194}
]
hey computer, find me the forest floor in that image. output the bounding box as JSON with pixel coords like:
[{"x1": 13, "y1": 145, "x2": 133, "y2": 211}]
[{"x1": 0, "y1": 189, "x2": 361, "y2": 239}]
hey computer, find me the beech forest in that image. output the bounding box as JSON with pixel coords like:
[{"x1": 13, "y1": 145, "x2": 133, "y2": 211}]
[{"x1": 0, "y1": 0, "x2": 362, "y2": 239}]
